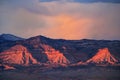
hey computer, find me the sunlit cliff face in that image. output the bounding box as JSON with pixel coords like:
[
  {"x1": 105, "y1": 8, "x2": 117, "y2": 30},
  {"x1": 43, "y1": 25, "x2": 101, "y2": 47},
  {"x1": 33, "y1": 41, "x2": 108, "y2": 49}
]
[
  {"x1": 0, "y1": 45, "x2": 38, "y2": 65},
  {"x1": 87, "y1": 48, "x2": 118, "y2": 64},
  {"x1": 41, "y1": 44, "x2": 70, "y2": 64}
]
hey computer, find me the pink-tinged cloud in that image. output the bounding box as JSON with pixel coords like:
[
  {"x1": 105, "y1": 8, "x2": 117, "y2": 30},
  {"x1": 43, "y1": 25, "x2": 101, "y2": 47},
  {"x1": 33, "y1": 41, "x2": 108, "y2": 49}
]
[
  {"x1": 0, "y1": 1, "x2": 120, "y2": 40},
  {"x1": 39, "y1": 14, "x2": 94, "y2": 39}
]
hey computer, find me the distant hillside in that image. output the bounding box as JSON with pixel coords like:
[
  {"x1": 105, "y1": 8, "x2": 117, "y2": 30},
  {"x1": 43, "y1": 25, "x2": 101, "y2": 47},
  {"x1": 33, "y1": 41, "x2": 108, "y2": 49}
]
[{"x1": 0, "y1": 34, "x2": 24, "y2": 42}]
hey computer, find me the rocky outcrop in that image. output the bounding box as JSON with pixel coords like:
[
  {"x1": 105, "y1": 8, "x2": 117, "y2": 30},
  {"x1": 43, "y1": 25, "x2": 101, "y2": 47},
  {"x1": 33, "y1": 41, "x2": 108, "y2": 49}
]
[
  {"x1": 0, "y1": 45, "x2": 38, "y2": 65},
  {"x1": 41, "y1": 44, "x2": 70, "y2": 64},
  {"x1": 86, "y1": 48, "x2": 118, "y2": 64}
]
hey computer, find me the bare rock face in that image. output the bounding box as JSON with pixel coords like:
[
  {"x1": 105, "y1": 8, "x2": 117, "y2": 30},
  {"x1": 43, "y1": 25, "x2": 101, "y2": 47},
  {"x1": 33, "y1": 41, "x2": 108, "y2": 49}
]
[
  {"x1": 41, "y1": 44, "x2": 70, "y2": 64},
  {"x1": 0, "y1": 45, "x2": 38, "y2": 65},
  {"x1": 86, "y1": 48, "x2": 118, "y2": 64}
]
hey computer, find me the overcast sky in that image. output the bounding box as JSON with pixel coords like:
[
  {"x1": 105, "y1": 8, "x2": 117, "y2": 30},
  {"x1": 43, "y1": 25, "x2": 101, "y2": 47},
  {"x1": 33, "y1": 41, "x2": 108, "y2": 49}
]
[{"x1": 0, "y1": 0, "x2": 120, "y2": 40}]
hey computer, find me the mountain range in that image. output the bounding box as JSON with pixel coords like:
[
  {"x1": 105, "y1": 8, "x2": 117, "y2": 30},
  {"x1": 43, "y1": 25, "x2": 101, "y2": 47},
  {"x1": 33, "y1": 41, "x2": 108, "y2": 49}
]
[
  {"x1": 0, "y1": 34, "x2": 24, "y2": 41},
  {"x1": 0, "y1": 34, "x2": 120, "y2": 68}
]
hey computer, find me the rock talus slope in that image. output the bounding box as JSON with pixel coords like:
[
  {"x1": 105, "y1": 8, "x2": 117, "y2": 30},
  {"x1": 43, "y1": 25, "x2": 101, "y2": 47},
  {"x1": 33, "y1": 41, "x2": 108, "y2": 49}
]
[
  {"x1": 0, "y1": 45, "x2": 38, "y2": 65},
  {"x1": 87, "y1": 48, "x2": 118, "y2": 64}
]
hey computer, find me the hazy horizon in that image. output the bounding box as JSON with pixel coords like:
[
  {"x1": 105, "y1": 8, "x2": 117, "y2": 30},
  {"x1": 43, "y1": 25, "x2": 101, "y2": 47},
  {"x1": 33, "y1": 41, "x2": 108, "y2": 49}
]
[
  {"x1": 1, "y1": 33, "x2": 120, "y2": 41},
  {"x1": 0, "y1": 0, "x2": 120, "y2": 40}
]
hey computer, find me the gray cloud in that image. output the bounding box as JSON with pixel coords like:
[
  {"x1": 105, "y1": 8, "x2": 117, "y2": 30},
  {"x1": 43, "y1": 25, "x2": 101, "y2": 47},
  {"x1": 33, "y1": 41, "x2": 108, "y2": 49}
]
[
  {"x1": 40, "y1": 0, "x2": 120, "y2": 3},
  {"x1": 0, "y1": 0, "x2": 51, "y2": 15}
]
